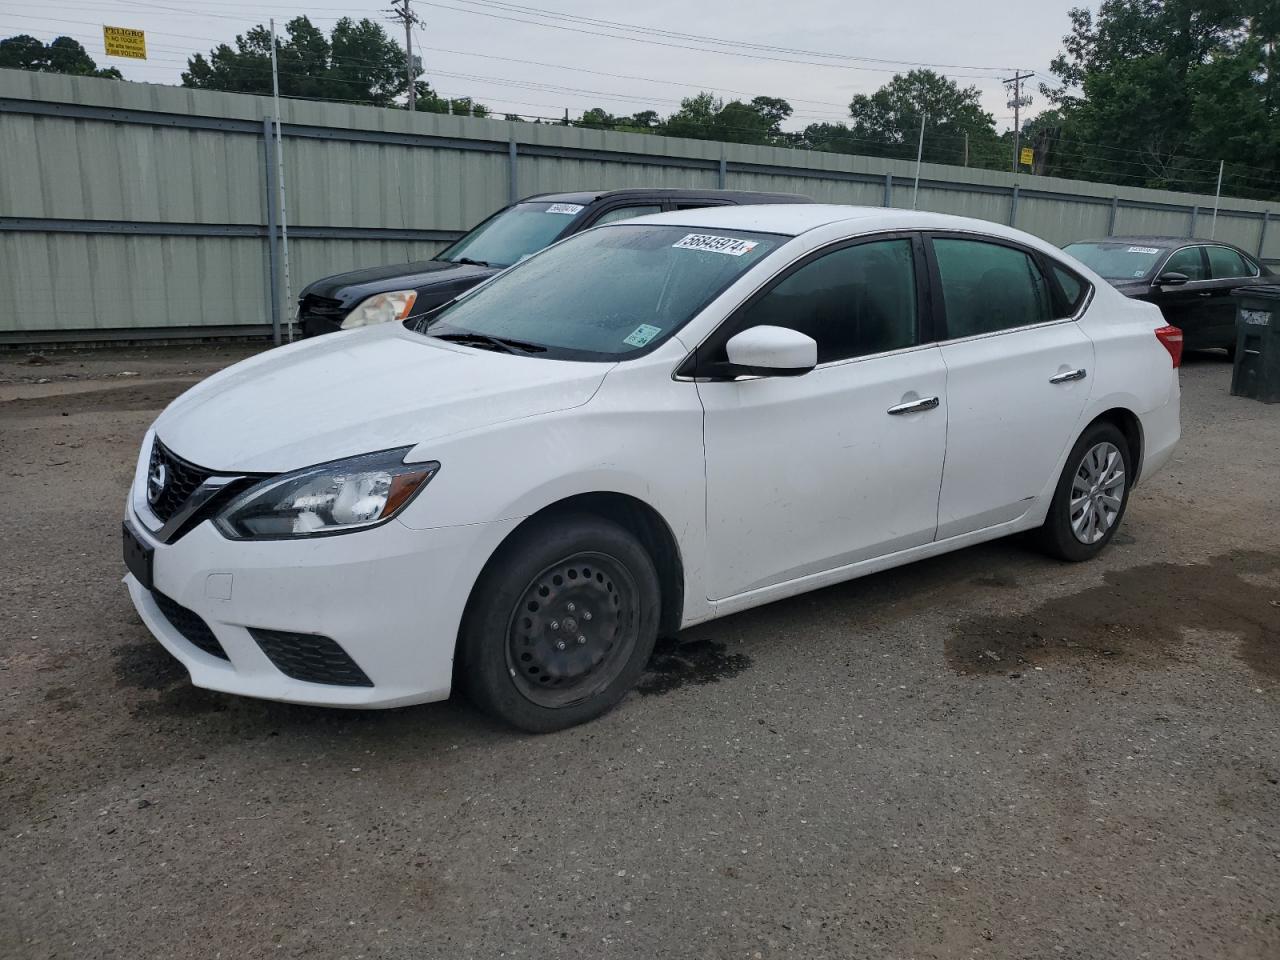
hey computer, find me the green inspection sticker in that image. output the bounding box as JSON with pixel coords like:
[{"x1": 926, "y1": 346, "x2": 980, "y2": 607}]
[{"x1": 622, "y1": 323, "x2": 662, "y2": 347}]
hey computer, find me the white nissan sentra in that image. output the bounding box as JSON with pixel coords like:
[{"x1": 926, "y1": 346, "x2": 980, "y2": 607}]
[{"x1": 123, "y1": 205, "x2": 1181, "y2": 732}]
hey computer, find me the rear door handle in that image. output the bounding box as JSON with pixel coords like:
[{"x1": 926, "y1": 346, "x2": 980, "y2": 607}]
[
  {"x1": 1049, "y1": 368, "x2": 1088, "y2": 384},
  {"x1": 887, "y1": 396, "x2": 940, "y2": 415}
]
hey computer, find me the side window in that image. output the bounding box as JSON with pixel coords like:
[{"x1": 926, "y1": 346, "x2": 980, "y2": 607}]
[
  {"x1": 932, "y1": 238, "x2": 1053, "y2": 338},
  {"x1": 673, "y1": 201, "x2": 728, "y2": 211},
  {"x1": 733, "y1": 239, "x2": 918, "y2": 364},
  {"x1": 1051, "y1": 264, "x2": 1090, "y2": 316},
  {"x1": 1207, "y1": 246, "x2": 1253, "y2": 280},
  {"x1": 590, "y1": 204, "x2": 662, "y2": 226},
  {"x1": 1163, "y1": 246, "x2": 1207, "y2": 281}
]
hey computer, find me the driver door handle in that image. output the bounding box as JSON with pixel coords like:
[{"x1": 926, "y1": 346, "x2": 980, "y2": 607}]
[
  {"x1": 1049, "y1": 368, "x2": 1088, "y2": 384},
  {"x1": 887, "y1": 396, "x2": 940, "y2": 415}
]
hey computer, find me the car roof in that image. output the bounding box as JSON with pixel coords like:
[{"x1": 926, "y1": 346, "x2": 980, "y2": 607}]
[
  {"x1": 615, "y1": 203, "x2": 1059, "y2": 242},
  {"x1": 1071, "y1": 236, "x2": 1250, "y2": 250},
  {"x1": 522, "y1": 188, "x2": 811, "y2": 205}
]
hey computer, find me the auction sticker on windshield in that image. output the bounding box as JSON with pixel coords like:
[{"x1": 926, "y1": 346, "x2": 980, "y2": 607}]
[
  {"x1": 673, "y1": 234, "x2": 760, "y2": 256},
  {"x1": 545, "y1": 203, "x2": 584, "y2": 215},
  {"x1": 1127, "y1": 246, "x2": 1161, "y2": 255}
]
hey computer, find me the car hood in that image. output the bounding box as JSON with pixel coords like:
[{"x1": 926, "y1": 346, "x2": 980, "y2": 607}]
[
  {"x1": 301, "y1": 259, "x2": 500, "y2": 305},
  {"x1": 152, "y1": 323, "x2": 611, "y2": 473}
]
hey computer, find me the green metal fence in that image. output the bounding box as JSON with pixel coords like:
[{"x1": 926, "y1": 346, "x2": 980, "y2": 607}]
[{"x1": 1, "y1": 68, "x2": 1275, "y2": 344}]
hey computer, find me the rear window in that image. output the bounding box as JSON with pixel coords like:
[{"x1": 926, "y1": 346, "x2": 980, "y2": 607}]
[{"x1": 1063, "y1": 241, "x2": 1166, "y2": 280}]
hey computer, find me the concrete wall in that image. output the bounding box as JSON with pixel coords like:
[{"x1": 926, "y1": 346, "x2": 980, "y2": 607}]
[{"x1": 1, "y1": 68, "x2": 1275, "y2": 343}]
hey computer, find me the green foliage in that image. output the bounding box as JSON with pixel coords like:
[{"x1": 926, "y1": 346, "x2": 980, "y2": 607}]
[
  {"x1": 1043, "y1": 1, "x2": 1278, "y2": 198},
  {"x1": 659, "y1": 92, "x2": 793, "y2": 144},
  {"x1": 183, "y1": 16, "x2": 406, "y2": 107},
  {"x1": 844, "y1": 69, "x2": 1004, "y2": 167},
  {"x1": 0, "y1": 34, "x2": 123, "y2": 79}
]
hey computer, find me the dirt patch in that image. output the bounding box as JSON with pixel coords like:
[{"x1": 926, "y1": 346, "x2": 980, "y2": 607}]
[
  {"x1": 948, "y1": 550, "x2": 1280, "y2": 678},
  {"x1": 637, "y1": 637, "x2": 752, "y2": 696},
  {"x1": 1, "y1": 380, "x2": 197, "y2": 419}
]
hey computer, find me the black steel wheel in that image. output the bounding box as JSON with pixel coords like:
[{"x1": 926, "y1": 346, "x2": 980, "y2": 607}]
[
  {"x1": 459, "y1": 513, "x2": 660, "y2": 732},
  {"x1": 505, "y1": 551, "x2": 640, "y2": 709}
]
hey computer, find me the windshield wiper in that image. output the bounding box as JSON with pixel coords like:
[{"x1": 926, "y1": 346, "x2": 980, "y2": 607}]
[
  {"x1": 451, "y1": 257, "x2": 491, "y2": 267},
  {"x1": 433, "y1": 332, "x2": 546, "y2": 354}
]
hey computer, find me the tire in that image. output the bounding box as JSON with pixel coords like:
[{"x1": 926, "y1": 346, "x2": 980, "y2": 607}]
[
  {"x1": 1036, "y1": 421, "x2": 1132, "y2": 562},
  {"x1": 458, "y1": 513, "x2": 661, "y2": 733}
]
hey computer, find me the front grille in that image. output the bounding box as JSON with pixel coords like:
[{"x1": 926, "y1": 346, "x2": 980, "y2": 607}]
[
  {"x1": 151, "y1": 590, "x2": 228, "y2": 660},
  {"x1": 148, "y1": 439, "x2": 214, "y2": 524},
  {"x1": 298, "y1": 294, "x2": 349, "y2": 335},
  {"x1": 250, "y1": 628, "x2": 373, "y2": 687}
]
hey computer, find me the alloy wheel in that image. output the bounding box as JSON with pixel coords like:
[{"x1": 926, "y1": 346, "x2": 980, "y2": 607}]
[{"x1": 1069, "y1": 441, "x2": 1125, "y2": 545}]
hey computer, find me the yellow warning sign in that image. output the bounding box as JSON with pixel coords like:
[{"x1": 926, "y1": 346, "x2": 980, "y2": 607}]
[
  {"x1": 1019, "y1": 146, "x2": 1034, "y2": 167},
  {"x1": 103, "y1": 26, "x2": 147, "y2": 60}
]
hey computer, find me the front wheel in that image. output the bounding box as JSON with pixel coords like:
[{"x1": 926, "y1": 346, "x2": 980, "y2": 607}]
[
  {"x1": 459, "y1": 514, "x2": 660, "y2": 733},
  {"x1": 1036, "y1": 422, "x2": 1132, "y2": 562}
]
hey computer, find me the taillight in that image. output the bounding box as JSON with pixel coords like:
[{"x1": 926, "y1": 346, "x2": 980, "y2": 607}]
[{"x1": 1155, "y1": 325, "x2": 1183, "y2": 368}]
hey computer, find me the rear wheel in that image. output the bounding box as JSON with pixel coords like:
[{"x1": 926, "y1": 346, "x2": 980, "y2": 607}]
[
  {"x1": 459, "y1": 514, "x2": 660, "y2": 732},
  {"x1": 1036, "y1": 422, "x2": 1132, "y2": 562}
]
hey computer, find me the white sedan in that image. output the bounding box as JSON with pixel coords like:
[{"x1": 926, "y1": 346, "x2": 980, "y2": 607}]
[{"x1": 122, "y1": 206, "x2": 1181, "y2": 731}]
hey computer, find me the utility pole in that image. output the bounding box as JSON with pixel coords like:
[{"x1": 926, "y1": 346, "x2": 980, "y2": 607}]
[
  {"x1": 1003, "y1": 71, "x2": 1034, "y2": 174},
  {"x1": 911, "y1": 113, "x2": 926, "y2": 210},
  {"x1": 269, "y1": 18, "x2": 293, "y2": 343},
  {"x1": 1210, "y1": 159, "x2": 1224, "y2": 238},
  {"x1": 387, "y1": 0, "x2": 420, "y2": 111}
]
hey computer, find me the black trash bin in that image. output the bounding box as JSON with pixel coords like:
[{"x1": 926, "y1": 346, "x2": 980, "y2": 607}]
[{"x1": 1231, "y1": 285, "x2": 1280, "y2": 403}]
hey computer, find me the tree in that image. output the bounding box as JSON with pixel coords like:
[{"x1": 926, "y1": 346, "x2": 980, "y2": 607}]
[
  {"x1": 183, "y1": 16, "x2": 407, "y2": 106},
  {"x1": 661, "y1": 92, "x2": 794, "y2": 145},
  {"x1": 1043, "y1": 1, "x2": 1253, "y2": 191},
  {"x1": 846, "y1": 69, "x2": 1002, "y2": 167},
  {"x1": 0, "y1": 34, "x2": 123, "y2": 79}
]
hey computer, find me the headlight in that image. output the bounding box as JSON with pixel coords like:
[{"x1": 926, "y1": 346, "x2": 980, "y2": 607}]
[
  {"x1": 340, "y1": 290, "x2": 419, "y2": 329},
  {"x1": 215, "y1": 448, "x2": 438, "y2": 540}
]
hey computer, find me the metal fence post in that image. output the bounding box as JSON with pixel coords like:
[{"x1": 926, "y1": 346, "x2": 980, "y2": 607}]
[
  {"x1": 1009, "y1": 185, "x2": 1020, "y2": 226},
  {"x1": 718, "y1": 157, "x2": 727, "y2": 189},
  {"x1": 1189, "y1": 205, "x2": 1199, "y2": 237},
  {"x1": 883, "y1": 173, "x2": 893, "y2": 207},
  {"x1": 261, "y1": 117, "x2": 281, "y2": 346},
  {"x1": 1259, "y1": 211, "x2": 1270, "y2": 257},
  {"x1": 1108, "y1": 197, "x2": 1119, "y2": 236},
  {"x1": 508, "y1": 138, "x2": 519, "y2": 204}
]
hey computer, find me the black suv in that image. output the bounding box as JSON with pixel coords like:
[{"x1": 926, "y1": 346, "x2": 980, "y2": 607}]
[{"x1": 296, "y1": 188, "x2": 811, "y2": 337}]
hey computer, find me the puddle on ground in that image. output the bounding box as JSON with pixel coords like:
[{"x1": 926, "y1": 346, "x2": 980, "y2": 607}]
[
  {"x1": 948, "y1": 550, "x2": 1280, "y2": 678},
  {"x1": 637, "y1": 637, "x2": 752, "y2": 696}
]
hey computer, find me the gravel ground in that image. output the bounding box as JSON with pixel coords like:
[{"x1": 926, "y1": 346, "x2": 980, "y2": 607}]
[{"x1": 1, "y1": 345, "x2": 1277, "y2": 960}]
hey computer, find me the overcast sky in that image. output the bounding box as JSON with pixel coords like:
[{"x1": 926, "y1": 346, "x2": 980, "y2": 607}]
[{"x1": 0, "y1": 0, "x2": 1080, "y2": 131}]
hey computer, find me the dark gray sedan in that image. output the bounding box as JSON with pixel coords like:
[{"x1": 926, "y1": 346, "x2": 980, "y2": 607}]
[{"x1": 1063, "y1": 236, "x2": 1274, "y2": 354}]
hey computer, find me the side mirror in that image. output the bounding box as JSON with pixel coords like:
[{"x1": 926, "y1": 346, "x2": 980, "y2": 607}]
[
  {"x1": 724, "y1": 325, "x2": 817, "y2": 377},
  {"x1": 1156, "y1": 271, "x2": 1190, "y2": 287}
]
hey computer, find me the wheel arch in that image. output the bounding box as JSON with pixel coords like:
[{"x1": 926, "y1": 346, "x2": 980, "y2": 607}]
[
  {"x1": 466, "y1": 491, "x2": 687, "y2": 642},
  {"x1": 1087, "y1": 406, "x2": 1145, "y2": 484}
]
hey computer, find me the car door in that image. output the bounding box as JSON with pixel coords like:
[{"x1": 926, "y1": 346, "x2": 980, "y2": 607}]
[
  {"x1": 1204, "y1": 245, "x2": 1261, "y2": 347},
  {"x1": 693, "y1": 234, "x2": 948, "y2": 600},
  {"x1": 1150, "y1": 245, "x2": 1212, "y2": 342},
  {"x1": 928, "y1": 234, "x2": 1095, "y2": 540}
]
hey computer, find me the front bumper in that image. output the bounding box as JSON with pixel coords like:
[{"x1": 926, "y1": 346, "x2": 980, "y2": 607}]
[{"x1": 124, "y1": 505, "x2": 520, "y2": 709}]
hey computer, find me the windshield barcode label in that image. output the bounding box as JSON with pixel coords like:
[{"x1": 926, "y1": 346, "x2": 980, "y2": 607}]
[
  {"x1": 545, "y1": 203, "x2": 584, "y2": 215},
  {"x1": 673, "y1": 234, "x2": 759, "y2": 256}
]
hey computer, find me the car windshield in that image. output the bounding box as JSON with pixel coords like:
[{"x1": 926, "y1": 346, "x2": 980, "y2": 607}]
[
  {"x1": 435, "y1": 201, "x2": 587, "y2": 268},
  {"x1": 1063, "y1": 241, "x2": 1167, "y2": 280},
  {"x1": 414, "y1": 224, "x2": 784, "y2": 360}
]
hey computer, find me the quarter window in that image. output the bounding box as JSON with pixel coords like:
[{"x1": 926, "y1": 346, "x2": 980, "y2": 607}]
[
  {"x1": 1163, "y1": 246, "x2": 1207, "y2": 281},
  {"x1": 1207, "y1": 246, "x2": 1254, "y2": 280},
  {"x1": 933, "y1": 238, "x2": 1053, "y2": 338},
  {"x1": 733, "y1": 239, "x2": 918, "y2": 364},
  {"x1": 1051, "y1": 264, "x2": 1089, "y2": 315}
]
